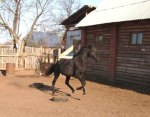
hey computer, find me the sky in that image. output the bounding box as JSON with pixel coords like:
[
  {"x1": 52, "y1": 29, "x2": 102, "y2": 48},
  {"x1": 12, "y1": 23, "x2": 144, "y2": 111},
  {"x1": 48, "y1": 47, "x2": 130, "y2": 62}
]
[
  {"x1": 0, "y1": 0, "x2": 102, "y2": 44},
  {"x1": 81, "y1": 0, "x2": 102, "y2": 6}
]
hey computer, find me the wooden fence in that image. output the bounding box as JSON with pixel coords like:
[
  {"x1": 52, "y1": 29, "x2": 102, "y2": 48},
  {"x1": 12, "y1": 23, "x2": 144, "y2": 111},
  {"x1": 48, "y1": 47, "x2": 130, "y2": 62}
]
[{"x1": 0, "y1": 46, "x2": 60, "y2": 70}]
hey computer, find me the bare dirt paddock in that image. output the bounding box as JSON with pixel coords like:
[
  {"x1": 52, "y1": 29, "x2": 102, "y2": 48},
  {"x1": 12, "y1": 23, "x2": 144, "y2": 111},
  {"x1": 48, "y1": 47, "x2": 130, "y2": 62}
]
[{"x1": 0, "y1": 70, "x2": 150, "y2": 117}]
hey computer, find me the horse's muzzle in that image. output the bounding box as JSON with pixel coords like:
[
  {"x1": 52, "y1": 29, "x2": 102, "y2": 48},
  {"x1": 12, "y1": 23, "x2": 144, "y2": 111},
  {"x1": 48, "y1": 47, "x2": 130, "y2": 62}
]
[{"x1": 96, "y1": 58, "x2": 100, "y2": 62}]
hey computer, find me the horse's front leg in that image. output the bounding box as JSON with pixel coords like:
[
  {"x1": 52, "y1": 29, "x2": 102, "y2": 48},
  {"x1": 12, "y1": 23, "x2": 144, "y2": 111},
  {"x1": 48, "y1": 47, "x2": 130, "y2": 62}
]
[
  {"x1": 52, "y1": 73, "x2": 60, "y2": 95},
  {"x1": 76, "y1": 72, "x2": 86, "y2": 90},
  {"x1": 65, "y1": 76, "x2": 75, "y2": 93}
]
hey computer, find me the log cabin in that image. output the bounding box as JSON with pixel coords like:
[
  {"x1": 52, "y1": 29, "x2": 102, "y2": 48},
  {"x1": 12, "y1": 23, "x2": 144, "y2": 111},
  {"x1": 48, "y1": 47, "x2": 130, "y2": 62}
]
[{"x1": 62, "y1": 0, "x2": 150, "y2": 86}]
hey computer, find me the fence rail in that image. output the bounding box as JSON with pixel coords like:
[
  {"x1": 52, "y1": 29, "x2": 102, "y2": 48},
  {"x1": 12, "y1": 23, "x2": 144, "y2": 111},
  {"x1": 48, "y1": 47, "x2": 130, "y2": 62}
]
[{"x1": 0, "y1": 46, "x2": 60, "y2": 70}]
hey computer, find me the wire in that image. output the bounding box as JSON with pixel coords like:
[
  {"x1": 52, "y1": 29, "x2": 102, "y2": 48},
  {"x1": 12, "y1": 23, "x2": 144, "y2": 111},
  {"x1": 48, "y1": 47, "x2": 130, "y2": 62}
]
[{"x1": 95, "y1": 0, "x2": 150, "y2": 12}]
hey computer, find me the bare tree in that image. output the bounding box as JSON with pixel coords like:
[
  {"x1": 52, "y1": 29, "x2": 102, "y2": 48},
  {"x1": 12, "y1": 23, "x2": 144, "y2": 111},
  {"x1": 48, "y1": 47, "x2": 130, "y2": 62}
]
[
  {"x1": 56, "y1": 0, "x2": 81, "y2": 46},
  {"x1": 0, "y1": 0, "x2": 81, "y2": 52},
  {"x1": 0, "y1": 0, "x2": 54, "y2": 53},
  {"x1": 41, "y1": 0, "x2": 81, "y2": 47},
  {"x1": 27, "y1": 38, "x2": 47, "y2": 47}
]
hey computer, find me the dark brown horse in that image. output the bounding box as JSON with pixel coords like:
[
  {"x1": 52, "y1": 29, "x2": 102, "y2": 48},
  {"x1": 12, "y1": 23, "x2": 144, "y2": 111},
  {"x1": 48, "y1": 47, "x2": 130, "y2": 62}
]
[{"x1": 45, "y1": 44, "x2": 99, "y2": 96}]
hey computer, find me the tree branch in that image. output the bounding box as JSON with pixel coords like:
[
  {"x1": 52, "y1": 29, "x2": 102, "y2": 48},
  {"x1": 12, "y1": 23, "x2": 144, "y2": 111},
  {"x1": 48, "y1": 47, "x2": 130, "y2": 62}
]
[
  {"x1": 13, "y1": 0, "x2": 21, "y2": 34},
  {"x1": 3, "y1": 4, "x2": 15, "y2": 15},
  {"x1": 0, "y1": 14, "x2": 19, "y2": 41},
  {"x1": 23, "y1": 0, "x2": 50, "y2": 42}
]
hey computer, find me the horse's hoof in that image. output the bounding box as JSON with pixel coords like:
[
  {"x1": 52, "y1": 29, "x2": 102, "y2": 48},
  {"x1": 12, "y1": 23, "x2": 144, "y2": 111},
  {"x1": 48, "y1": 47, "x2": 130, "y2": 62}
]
[
  {"x1": 76, "y1": 87, "x2": 82, "y2": 90},
  {"x1": 66, "y1": 93, "x2": 71, "y2": 96},
  {"x1": 52, "y1": 93, "x2": 58, "y2": 96},
  {"x1": 72, "y1": 90, "x2": 75, "y2": 94}
]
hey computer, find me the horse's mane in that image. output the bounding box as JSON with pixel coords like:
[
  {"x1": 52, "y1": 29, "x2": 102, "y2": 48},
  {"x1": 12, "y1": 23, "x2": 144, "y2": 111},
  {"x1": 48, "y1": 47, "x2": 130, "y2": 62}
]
[
  {"x1": 73, "y1": 44, "x2": 94, "y2": 58},
  {"x1": 73, "y1": 47, "x2": 88, "y2": 58}
]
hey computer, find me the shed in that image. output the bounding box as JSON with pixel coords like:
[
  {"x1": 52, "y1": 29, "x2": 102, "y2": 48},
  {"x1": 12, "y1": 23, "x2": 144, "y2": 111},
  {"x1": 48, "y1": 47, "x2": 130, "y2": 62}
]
[
  {"x1": 76, "y1": 0, "x2": 150, "y2": 86},
  {"x1": 61, "y1": 5, "x2": 96, "y2": 27},
  {"x1": 61, "y1": 5, "x2": 96, "y2": 51}
]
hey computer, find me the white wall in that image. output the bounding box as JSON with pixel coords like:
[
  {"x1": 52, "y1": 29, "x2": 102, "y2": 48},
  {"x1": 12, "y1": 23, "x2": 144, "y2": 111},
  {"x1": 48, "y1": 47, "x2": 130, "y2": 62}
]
[{"x1": 66, "y1": 30, "x2": 81, "y2": 49}]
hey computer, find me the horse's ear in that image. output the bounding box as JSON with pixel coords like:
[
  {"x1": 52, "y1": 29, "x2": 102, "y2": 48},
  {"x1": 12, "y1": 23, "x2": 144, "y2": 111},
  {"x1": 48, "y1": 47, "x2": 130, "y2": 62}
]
[
  {"x1": 87, "y1": 44, "x2": 91, "y2": 49},
  {"x1": 87, "y1": 43, "x2": 94, "y2": 49}
]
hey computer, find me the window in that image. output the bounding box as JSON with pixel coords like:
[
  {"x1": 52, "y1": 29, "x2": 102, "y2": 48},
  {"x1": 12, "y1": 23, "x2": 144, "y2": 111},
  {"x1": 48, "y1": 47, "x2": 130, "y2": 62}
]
[
  {"x1": 95, "y1": 35, "x2": 103, "y2": 47},
  {"x1": 87, "y1": 35, "x2": 95, "y2": 45},
  {"x1": 131, "y1": 32, "x2": 143, "y2": 45}
]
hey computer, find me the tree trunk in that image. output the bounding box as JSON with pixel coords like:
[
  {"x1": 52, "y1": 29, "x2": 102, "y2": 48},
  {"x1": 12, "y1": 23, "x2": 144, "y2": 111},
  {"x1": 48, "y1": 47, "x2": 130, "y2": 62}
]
[{"x1": 61, "y1": 27, "x2": 69, "y2": 47}]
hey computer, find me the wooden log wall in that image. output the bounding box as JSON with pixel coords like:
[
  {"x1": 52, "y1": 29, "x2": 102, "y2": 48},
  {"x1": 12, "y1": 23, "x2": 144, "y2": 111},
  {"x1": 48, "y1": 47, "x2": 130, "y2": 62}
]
[
  {"x1": 85, "y1": 25, "x2": 111, "y2": 80},
  {"x1": 116, "y1": 21, "x2": 150, "y2": 85}
]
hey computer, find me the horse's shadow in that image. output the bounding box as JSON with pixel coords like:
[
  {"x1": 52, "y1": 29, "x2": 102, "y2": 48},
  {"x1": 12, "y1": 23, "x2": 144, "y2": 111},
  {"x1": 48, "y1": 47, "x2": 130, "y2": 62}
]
[
  {"x1": 29, "y1": 83, "x2": 80, "y2": 100},
  {"x1": 29, "y1": 83, "x2": 63, "y2": 94}
]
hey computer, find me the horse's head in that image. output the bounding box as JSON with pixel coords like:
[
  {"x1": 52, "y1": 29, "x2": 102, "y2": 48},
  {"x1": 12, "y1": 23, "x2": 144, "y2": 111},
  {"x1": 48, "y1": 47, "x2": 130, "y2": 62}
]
[{"x1": 87, "y1": 44, "x2": 100, "y2": 62}]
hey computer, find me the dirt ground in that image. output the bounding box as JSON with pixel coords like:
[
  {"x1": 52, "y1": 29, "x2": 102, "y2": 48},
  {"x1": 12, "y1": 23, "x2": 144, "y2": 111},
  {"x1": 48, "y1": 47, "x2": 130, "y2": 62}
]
[{"x1": 0, "y1": 70, "x2": 149, "y2": 117}]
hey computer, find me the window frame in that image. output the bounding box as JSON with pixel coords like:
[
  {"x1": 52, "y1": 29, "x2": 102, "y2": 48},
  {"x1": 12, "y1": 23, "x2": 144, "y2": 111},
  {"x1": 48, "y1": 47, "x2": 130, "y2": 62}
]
[
  {"x1": 95, "y1": 35, "x2": 103, "y2": 48},
  {"x1": 130, "y1": 32, "x2": 143, "y2": 46}
]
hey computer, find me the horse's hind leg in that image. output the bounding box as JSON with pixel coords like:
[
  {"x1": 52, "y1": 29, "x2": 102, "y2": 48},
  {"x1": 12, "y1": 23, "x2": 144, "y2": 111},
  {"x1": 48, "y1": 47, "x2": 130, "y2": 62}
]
[
  {"x1": 65, "y1": 76, "x2": 75, "y2": 93},
  {"x1": 52, "y1": 73, "x2": 60, "y2": 95},
  {"x1": 76, "y1": 74, "x2": 86, "y2": 96}
]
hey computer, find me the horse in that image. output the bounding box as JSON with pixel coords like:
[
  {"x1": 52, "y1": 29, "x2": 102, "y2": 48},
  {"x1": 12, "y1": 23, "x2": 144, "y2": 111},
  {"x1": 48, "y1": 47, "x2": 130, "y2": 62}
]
[{"x1": 45, "y1": 44, "x2": 99, "y2": 96}]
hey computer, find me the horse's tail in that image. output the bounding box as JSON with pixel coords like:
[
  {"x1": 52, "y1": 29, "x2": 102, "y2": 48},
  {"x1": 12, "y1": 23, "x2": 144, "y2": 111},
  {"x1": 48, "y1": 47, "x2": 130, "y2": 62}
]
[{"x1": 45, "y1": 63, "x2": 55, "y2": 76}]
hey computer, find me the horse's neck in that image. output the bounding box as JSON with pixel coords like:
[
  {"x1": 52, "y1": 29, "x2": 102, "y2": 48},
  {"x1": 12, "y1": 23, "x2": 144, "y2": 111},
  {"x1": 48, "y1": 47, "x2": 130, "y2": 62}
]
[
  {"x1": 75, "y1": 49, "x2": 88, "y2": 64},
  {"x1": 81, "y1": 51, "x2": 88, "y2": 62}
]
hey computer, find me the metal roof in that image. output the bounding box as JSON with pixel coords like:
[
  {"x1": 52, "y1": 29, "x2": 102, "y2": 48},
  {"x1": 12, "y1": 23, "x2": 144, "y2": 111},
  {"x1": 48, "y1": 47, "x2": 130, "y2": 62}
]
[
  {"x1": 76, "y1": 0, "x2": 150, "y2": 27},
  {"x1": 61, "y1": 5, "x2": 96, "y2": 26}
]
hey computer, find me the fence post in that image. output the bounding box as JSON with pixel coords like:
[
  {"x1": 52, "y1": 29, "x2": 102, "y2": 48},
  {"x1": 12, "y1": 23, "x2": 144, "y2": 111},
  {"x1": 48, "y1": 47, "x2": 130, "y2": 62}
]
[
  {"x1": 40, "y1": 46, "x2": 43, "y2": 55},
  {"x1": 6, "y1": 63, "x2": 15, "y2": 77},
  {"x1": 15, "y1": 55, "x2": 18, "y2": 70},
  {"x1": 2, "y1": 48, "x2": 4, "y2": 68}
]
